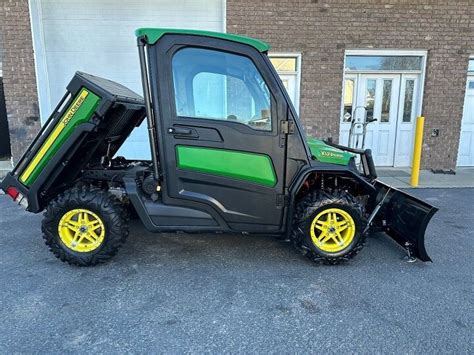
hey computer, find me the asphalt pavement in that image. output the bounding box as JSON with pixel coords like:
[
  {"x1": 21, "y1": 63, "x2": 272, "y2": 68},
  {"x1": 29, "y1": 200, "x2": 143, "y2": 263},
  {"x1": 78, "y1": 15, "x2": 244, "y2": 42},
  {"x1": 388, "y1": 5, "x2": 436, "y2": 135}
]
[{"x1": 0, "y1": 188, "x2": 472, "y2": 353}]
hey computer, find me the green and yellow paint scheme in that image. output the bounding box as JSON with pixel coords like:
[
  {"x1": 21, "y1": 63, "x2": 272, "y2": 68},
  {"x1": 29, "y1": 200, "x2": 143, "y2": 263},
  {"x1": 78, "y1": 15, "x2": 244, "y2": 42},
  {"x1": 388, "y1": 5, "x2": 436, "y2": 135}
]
[
  {"x1": 176, "y1": 145, "x2": 277, "y2": 187},
  {"x1": 306, "y1": 137, "x2": 354, "y2": 165},
  {"x1": 175, "y1": 138, "x2": 351, "y2": 188},
  {"x1": 19, "y1": 88, "x2": 100, "y2": 186}
]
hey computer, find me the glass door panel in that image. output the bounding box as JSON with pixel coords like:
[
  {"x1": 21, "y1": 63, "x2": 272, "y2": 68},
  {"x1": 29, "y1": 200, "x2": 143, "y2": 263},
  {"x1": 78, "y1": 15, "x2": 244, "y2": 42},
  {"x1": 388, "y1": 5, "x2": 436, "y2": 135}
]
[
  {"x1": 365, "y1": 79, "x2": 376, "y2": 122},
  {"x1": 343, "y1": 78, "x2": 355, "y2": 122},
  {"x1": 381, "y1": 79, "x2": 393, "y2": 122},
  {"x1": 402, "y1": 79, "x2": 415, "y2": 123}
]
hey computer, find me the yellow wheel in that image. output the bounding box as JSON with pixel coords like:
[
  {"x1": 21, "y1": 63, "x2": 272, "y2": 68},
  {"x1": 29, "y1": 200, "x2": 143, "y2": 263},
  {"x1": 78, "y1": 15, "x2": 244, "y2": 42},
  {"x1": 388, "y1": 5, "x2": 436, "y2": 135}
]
[
  {"x1": 42, "y1": 186, "x2": 129, "y2": 266},
  {"x1": 291, "y1": 190, "x2": 366, "y2": 264},
  {"x1": 58, "y1": 209, "x2": 105, "y2": 253},
  {"x1": 310, "y1": 208, "x2": 355, "y2": 253}
]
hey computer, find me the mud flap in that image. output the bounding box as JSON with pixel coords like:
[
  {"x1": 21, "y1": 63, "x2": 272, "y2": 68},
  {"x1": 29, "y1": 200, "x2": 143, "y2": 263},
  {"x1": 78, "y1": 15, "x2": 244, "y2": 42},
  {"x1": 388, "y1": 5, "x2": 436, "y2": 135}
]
[{"x1": 372, "y1": 181, "x2": 438, "y2": 262}]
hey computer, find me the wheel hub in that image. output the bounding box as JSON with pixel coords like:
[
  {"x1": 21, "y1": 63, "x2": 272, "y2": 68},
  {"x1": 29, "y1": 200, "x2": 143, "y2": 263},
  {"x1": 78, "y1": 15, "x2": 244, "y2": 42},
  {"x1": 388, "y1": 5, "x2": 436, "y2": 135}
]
[
  {"x1": 58, "y1": 209, "x2": 105, "y2": 253},
  {"x1": 310, "y1": 208, "x2": 355, "y2": 253}
]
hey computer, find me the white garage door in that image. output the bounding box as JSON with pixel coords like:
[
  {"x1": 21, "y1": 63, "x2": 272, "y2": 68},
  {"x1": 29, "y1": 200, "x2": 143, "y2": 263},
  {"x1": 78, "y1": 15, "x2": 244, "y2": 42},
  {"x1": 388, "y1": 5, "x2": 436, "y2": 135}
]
[{"x1": 30, "y1": 0, "x2": 225, "y2": 159}]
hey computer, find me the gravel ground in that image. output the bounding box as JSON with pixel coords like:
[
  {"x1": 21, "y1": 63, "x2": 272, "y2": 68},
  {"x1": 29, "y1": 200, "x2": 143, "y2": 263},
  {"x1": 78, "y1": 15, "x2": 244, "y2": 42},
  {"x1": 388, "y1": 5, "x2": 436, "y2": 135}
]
[{"x1": 0, "y1": 188, "x2": 472, "y2": 353}]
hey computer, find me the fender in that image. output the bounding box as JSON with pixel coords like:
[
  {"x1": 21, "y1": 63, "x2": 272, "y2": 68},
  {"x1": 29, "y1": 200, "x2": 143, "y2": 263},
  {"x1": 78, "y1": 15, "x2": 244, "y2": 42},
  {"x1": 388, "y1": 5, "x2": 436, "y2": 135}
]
[{"x1": 285, "y1": 164, "x2": 377, "y2": 235}]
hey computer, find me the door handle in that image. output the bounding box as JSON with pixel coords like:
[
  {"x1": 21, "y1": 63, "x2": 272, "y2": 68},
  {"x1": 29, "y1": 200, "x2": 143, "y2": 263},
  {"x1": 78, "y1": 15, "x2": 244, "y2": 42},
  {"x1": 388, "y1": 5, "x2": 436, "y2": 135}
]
[{"x1": 168, "y1": 127, "x2": 193, "y2": 135}]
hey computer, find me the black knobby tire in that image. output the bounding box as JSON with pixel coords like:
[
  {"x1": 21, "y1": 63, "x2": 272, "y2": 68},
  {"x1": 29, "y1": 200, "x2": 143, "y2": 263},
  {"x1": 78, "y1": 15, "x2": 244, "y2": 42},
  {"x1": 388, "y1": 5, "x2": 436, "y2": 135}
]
[
  {"x1": 42, "y1": 186, "x2": 129, "y2": 266},
  {"x1": 291, "y1": 190, "x2": 366, "y2": 265}
]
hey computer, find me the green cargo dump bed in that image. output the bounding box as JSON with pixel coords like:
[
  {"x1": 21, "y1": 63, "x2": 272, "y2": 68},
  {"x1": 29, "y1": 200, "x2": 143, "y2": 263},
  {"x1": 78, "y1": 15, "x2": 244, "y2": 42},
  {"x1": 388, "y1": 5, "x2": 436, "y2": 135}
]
[{"x1": 1, "y1": 72, "x2": 146, "y2": 212}]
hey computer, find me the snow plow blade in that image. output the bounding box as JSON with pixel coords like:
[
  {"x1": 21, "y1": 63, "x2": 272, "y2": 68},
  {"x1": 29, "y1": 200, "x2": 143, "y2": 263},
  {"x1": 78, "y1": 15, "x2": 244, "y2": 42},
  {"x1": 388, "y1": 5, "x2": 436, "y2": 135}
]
[{"x1": 373, "y1": 181, "x2": 438, "y2": 262}]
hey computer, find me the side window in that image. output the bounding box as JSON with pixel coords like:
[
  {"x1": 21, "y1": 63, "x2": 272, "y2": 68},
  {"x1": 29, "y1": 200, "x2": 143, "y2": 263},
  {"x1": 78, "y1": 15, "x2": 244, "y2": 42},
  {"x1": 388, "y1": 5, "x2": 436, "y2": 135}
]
[{"x1": 172, "y1": 48, "x2": 272, "y2": 131}]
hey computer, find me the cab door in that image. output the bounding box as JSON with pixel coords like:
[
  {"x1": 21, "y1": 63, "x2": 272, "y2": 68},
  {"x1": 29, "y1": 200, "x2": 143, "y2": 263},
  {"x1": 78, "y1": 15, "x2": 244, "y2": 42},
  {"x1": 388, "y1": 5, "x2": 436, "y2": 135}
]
[{"x1": 149, "y1": 35, "x2": 288, "y2": 232}]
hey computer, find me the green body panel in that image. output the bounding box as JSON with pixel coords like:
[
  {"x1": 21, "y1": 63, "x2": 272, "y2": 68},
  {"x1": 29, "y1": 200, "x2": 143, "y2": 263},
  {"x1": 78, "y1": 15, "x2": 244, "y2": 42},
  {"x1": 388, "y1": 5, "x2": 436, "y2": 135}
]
[
  {"x1": 176, "y1": 145, "x2": 277, "y2": 187},
  {"x1": 306, "y1": 137, "x2": 353, "y2": 165},
  {"x1": 135, "y1": 28, "x2": 271, "y2": 52},
  {"x1": 22, "y1": 89, "x2": 100, "y2": 186}
]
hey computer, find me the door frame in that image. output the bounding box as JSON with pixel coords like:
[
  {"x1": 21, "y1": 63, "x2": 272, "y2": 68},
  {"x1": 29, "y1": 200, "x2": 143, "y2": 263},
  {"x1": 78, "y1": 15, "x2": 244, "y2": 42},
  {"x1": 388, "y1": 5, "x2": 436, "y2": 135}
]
[
  {"x1": 340, "y1": 49, "x2": 427, "y2": 167},
  {"x1": 393, "y1": 73, "x2": 421, "y2": 167}
]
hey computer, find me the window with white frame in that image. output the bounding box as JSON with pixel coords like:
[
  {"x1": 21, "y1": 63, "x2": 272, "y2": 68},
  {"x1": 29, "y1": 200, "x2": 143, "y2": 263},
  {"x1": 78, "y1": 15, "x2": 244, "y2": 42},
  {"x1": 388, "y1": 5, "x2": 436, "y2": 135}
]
[
  {"x1": 269, "y1": 54, "x2": 301, "y2": 113},
  {"x1": 468, "y1": 59, "x2": 474, "y2": 73}
]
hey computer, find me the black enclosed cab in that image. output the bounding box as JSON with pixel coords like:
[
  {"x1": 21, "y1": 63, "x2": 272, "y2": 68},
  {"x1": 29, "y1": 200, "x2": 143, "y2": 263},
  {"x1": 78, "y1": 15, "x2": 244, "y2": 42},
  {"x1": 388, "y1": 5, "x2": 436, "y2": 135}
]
[{"x1": 1, "y1": 29, "x2": 437, "y2": 266}]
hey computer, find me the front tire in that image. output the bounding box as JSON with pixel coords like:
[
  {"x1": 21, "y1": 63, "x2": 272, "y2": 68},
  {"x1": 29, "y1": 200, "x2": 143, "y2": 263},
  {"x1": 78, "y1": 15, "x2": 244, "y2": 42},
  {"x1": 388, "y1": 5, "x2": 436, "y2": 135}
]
[
  {"x1": 42, "y1": 186, "x2": 129, "y2": 266},
  {"x1": 291, "y1": 190, "x2": 366, "y2": 265}
]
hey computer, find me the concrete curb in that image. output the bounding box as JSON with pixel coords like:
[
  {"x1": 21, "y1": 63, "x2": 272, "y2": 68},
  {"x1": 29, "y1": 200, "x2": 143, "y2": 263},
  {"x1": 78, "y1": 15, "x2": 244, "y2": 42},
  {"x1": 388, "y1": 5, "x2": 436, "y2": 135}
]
[{"x1": 377, "y1": 168, "x2": 474, "y2": 189}]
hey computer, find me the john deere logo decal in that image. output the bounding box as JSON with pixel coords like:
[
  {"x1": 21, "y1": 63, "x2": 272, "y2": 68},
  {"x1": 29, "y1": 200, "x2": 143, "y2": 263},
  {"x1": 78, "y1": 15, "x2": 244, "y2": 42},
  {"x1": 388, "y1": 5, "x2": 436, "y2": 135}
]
[
  {"x1": 321, "y1": 150, "x2": 343, "y2": 159},
  {"x1": 62, "y1": 90, "x2": 88, "y2": 126}
]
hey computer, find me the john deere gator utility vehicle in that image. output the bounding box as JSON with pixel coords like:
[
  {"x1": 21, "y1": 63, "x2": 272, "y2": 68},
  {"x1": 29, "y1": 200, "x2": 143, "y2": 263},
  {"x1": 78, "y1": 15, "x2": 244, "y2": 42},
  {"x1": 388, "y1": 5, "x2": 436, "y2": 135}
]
[{"x1": 0, "y1": 28, "x2": 438, "y2": 266}]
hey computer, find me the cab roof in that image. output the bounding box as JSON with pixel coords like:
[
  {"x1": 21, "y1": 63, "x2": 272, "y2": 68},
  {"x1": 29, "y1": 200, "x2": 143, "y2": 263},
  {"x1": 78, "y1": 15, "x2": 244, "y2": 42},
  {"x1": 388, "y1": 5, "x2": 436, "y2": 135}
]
[{"x1": 135, "y1": 28, "x2": 270, "y2": 53}]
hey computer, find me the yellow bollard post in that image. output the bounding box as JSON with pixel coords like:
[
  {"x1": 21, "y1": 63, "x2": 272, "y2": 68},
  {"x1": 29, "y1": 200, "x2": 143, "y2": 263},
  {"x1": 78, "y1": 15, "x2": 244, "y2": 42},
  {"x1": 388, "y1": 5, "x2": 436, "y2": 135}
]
[{"x1": 410, "y1": 116, "x2": 425, "y2": 187}]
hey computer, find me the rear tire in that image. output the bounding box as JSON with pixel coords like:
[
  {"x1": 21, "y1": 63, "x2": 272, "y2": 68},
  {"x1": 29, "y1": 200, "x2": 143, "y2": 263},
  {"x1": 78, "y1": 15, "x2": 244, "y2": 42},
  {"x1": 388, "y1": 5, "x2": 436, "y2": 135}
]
[
  {"x1": 291, "y1": 190, "x2": 366, "y2": 265},
  {"x1": 42, "y1": 186, "x2": 129, "y2": 266}
]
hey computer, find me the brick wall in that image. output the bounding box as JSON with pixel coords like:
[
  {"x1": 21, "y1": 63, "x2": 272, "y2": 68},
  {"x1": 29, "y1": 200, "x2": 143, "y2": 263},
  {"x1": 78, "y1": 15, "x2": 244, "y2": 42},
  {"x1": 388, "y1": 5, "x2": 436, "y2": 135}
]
[
  {"x1": 227, "y1": 0, "x2": 474, "y2": 169},
  {"x1": 0, "y1": 0, "x2": 40, "y2": 162}
]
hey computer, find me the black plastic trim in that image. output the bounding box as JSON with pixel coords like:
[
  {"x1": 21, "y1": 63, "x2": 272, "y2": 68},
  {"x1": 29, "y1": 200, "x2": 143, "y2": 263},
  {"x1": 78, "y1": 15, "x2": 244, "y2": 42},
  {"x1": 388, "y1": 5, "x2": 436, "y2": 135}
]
[
  {"x1": 323, "y1": 140, "x2": 378, "y2": 180},
  {"x1": 284, "y1": 165, "x2": 377, "y2": 236}
]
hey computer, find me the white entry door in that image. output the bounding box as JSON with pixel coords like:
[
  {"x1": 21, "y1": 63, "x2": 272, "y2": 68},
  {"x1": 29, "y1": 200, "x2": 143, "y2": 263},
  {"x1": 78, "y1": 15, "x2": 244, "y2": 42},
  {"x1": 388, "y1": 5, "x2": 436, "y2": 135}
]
[
  {"x1": 340, "y1": 74, "x2": 400, "y2": 166},
  {"x1": 457, "y1": 76, "x2": 474, "y2": 166}
]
